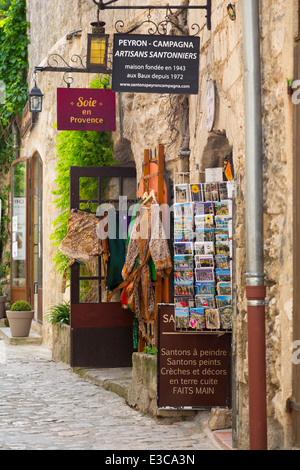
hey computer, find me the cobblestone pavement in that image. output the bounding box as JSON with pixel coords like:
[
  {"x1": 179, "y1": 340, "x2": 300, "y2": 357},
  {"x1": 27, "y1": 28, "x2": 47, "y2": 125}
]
[{"x1": 0, "y1": 339, "x2": 216, "y2": 451}]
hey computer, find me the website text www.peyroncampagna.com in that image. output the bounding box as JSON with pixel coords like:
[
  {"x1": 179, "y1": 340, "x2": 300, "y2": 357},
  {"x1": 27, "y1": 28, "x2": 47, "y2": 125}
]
[{"x1": 118, "y1": 82, "x2": 191, "y2": 90}]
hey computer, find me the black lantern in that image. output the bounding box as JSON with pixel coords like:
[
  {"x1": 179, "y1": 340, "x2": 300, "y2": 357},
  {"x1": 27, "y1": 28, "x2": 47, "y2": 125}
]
[
  {"x1": 86, "y1": 20, "x2": 109, "y2": 72},
  {"x1": 28, "y1": 83, "x2": 44, "y2": 113}
]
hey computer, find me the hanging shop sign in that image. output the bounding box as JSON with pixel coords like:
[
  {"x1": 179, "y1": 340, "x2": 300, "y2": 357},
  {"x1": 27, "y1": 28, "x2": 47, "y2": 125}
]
[
  {"x1": 57, "y1": 88, "x2": 116, "y2": 131},
  {"x1": 157, "y1": 304, "x2": 231, "y2": 409},
  {"x1": 112, "y1": 34, "x2": 200, "y2": 95}
]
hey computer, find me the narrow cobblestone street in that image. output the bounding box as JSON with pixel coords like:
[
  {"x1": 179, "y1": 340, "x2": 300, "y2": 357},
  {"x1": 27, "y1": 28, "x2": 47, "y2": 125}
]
[{"x1": 0, "y1": 339, "x2": 217, "y2": 451}]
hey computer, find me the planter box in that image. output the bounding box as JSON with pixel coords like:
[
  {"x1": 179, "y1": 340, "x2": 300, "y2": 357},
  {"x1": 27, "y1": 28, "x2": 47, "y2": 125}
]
[{"x1": 52, "y1": 323, "x2": 70, "y2": 365}]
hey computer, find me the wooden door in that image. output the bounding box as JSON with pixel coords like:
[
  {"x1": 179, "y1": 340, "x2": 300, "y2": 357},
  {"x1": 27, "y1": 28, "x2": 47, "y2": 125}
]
[
  {"x1": 11, "y1": 158, "x2": 30, "y2": 304},
  {"x1": 69, "y1": 166, "x2": 137, "y2": 367}
]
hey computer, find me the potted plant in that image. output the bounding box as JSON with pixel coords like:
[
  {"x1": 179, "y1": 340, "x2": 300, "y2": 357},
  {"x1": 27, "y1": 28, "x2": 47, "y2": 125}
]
[
  {"x1": 0, "y1": 286, "x2": 6, "y2": 319},
  {"x1": 6, "y1": 300, "x2": 34, "y2": 337}
]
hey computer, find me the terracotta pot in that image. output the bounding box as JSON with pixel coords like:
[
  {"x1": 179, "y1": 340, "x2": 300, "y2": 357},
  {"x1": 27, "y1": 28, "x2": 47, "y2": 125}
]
[
  {"x1": 0, "y1": 296, "x2": 6, "y2": 319},
  {"x1": 6, "y1": 310, "x2": 34, "y2": 337}
]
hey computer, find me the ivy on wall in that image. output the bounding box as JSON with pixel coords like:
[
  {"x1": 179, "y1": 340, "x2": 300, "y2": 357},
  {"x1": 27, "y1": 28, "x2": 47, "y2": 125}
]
[
  {"x1": 0, "y1": 0, "x2": 29, "y2": 266},
  {"x1": 50, "y1": 76, "x2": 116, "y2": 278}
]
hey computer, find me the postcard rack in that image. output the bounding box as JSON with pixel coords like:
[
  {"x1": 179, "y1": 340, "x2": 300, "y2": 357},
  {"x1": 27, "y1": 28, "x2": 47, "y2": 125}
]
[{"x1": 173, "y1": 170, "x2": 234, "y2": 334}]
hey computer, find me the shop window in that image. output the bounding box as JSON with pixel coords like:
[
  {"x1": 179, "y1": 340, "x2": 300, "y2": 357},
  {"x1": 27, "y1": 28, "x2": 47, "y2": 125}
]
[{"x1": 11, "y1": 160, "x2": 27, "y2": 290}]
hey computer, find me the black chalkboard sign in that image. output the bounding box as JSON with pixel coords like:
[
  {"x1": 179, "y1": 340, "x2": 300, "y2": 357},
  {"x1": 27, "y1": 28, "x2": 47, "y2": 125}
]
[{"x1": 112, "y1": 34, "x2": 200, "y2": 95}]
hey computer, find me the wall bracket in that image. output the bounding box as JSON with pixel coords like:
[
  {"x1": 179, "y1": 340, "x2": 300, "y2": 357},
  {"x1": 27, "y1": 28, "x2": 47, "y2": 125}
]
[{"x1": 92, "y1": 0, "x2": 212, "y2": 31}]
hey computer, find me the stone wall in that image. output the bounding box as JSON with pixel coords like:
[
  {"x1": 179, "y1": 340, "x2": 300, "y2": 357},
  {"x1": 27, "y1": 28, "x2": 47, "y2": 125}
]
[
  {"x1": 51, "y1": 323, "x2": 70, "y2": 365},
  {"x1": 127, "y1": 352, "x2": 196, "y2": 421},
  {"x1": 187, "y1": 0, "x2": 296, "y2": 449}
]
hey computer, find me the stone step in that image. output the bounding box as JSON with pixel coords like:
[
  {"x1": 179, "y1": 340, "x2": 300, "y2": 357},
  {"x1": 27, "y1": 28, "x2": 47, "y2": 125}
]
[{"x1": 0, "y1": 326, "x2": 43, "y2": 345}]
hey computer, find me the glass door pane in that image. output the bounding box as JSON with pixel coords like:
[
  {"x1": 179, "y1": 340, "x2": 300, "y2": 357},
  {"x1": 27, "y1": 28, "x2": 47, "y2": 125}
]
[
  {"x1": 33, "y1": 156, "x2": 43, "y2": 287},
  {"x1": 11, "y1": 160, "x2": 27, "y2": 289}
]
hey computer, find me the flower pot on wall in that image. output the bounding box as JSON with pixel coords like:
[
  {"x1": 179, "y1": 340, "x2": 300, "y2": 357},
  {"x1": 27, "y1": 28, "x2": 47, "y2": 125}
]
[
  {"x1": 0, "y1": 296, "x2": 6, "y2": 318},
  {"x1": 6, "y1": 310, "x2": 34, "y2": 337}
]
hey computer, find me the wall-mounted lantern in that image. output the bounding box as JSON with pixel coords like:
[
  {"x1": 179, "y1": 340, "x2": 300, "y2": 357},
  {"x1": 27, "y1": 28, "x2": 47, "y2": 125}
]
[
  {"x1": 28, "y1": 82, "x2": 44, "y2": 113},
  {"x1": 87, "y1": 21, "x2": 109, "y2": 72}
]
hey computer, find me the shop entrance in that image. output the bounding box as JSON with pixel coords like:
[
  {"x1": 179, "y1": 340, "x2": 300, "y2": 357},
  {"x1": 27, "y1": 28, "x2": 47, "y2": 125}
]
[
  {"x1": 11, "y1": 155, "x2": 43, "y2": 321},
  {"x1": 69, "y1": 165, "x2": 137, "y2": 367}
]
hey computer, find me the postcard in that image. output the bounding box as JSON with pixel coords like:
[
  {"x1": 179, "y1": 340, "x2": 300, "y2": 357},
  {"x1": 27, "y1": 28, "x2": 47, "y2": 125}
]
[
  {"x1": 174, "y1": 255, "x2": 194, "y2": 270},
  {"x1": 174, "y1": 230, "x2": 194, "y2": 243},
  {"x1": 215, "y1": 268, "x2": 231, "y2": 282},
  {"x1": 194, "y1": 241, "x2": 214, "y2": 255},
  {"x1": 190, "y1": 183, "x2": 204, "y2": 202},
  {"x1": 174, "y1": 270, "x2": 193, "y2": 284},
  {"x1": 194, "y1": 201, "x2": 214, "y2": 217},
  {"x1": 215, "y1": 215, "x2": 230, "y2": 227},
  {"x1": 215, "y1": 227, "x2": 229, "y2": 242},
  {"x1": 205, "y1": 308, "x2": 221, "y2": 329},
  {"x1": 189, "y1": 308, "x2": 206, "y2": 330},
  {"x1": 195, "y1": 268, "x2": 215, "y2": 282},
  {"x1": 174, "y1": 242, "x2": 193, "y2": 255},
  {"x1": 215, "y1": 201, "x2": 229, "y2": 216},
  {"x1": 215, "y1": 241, "x2": 230, "y2": 255},
  {"x1": 175, "y1": 296, "x2": 194, "y2": 308},
  {"x1": 175, "y1": 307, "x2": 190, "y2": 329},
  {"x1": 214, "y1": 254, "x2": 230, "y2": 270},
  {"x1": 195, "y1": 294, "x2": 215, "y2": 308},
  {"x1": 218, "y1": 182, "x2": 229, "y2": 201},
  {"x1": 203, "y1": 182, "x2": 219, "y2": 202},
  {"x1": 195, "y1": 281, "x2": 215, "y2": 295},
  {"x1": 174, "y1": 219, "x2": 193, "y2": 232},
  {"x1": 194, "y1": 213, "x2": 214, "y2": 227},
  {"x1": 174, "y1": 284, "x2": 194, "y2": 296},
  {"x1": 174, "y1": 184, "x2": 189, "y2": 203},
  {"x1": 195, "y1": 228, "x2": 214, "y2": 243},
  {"x1": 174, "y1": 203, "x2": 193, "y2": 220},
  {"x1": 217, "y1": 282, "x2": 232, "y2": 295},
  {"x1": 194, "y1": 255, "x2": 214, "y2": 268},
  {"x1": 220, "y1": 310, "x2": 232, "y2": 330},
  {"x1": 216, "y1": 295, "x2": 232, "y2": 309}
]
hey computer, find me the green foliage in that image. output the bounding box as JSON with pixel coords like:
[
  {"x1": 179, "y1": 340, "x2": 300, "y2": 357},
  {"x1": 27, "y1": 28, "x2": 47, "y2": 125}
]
[
  {"x1": 0, "y1": 1, "x2": 12, "y2": 11},
  {"x1": 50, "y1": 76, "x2": 116, "y2": 276},
  {"x1": 143, "y1": 345, "x2": 157, "y2": 355},
  {"x1": 10, "y1": 300, "x2": 32, "y2": 311},
  {"x1": 45, "y1": 301, "x2": 70, "y2": 326},
  {"x1": 0, "y1": 0, "x2": 29, "y2": 251}
]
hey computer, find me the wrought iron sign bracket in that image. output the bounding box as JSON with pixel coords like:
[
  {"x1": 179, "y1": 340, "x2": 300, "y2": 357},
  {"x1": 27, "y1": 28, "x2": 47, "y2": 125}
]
[
  {"x1": 33, "y1": 55, "x2": 112, "y2": 89},
  {"x1": 92, "y1": 0, "x2": 212, "y2": 31}
]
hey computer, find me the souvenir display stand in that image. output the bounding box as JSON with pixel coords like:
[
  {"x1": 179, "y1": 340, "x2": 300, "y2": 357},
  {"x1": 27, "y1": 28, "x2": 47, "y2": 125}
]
[{"x1": 156, "y1": 168, "x2": 235, "y2": 410}]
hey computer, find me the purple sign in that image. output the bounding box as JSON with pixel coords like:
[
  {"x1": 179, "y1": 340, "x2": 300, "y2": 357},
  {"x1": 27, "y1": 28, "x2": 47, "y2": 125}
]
[{"x1": 57, "y1": 88, "x2": 116, "y2": 131}]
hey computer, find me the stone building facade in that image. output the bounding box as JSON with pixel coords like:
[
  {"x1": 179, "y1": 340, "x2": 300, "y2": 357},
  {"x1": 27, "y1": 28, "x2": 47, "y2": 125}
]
[{"x1": 13, "y1": 0, "x2": 300, "y2": 449}]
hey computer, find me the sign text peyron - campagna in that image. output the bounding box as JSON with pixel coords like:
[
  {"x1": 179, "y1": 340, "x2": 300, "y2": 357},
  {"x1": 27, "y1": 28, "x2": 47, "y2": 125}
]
[
  {"x1": 57, "y1": 88, "x2": 116, "y2": 131},
  {"x1": 157, "y1": 304, "x2": 231, "y2": 409},
  {"x1": 112, "y1": 34, "x2": 200, "y2": 95}
]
